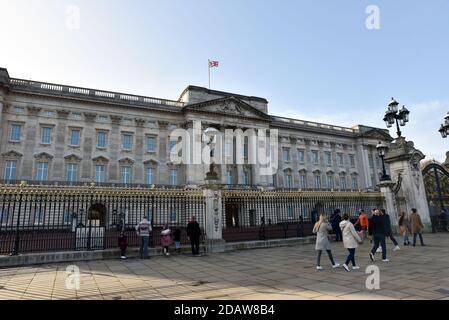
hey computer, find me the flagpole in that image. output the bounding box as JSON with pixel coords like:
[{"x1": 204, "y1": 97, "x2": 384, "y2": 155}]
[{"x1": 208, "y1": 59, "x2": 210, "y2": 89}]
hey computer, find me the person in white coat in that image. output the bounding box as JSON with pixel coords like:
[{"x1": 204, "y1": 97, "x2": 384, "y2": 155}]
[
  {"x1": 339, "y1": 213, "x2": 362, "y2": 271},
  {"x1": 313, "y1": 213, "x2": 340, "y2": 270}
]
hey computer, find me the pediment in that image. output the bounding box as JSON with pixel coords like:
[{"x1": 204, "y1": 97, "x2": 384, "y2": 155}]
[
  {"x1": 92, "y1": 156, "x2": 109, "y2": 163},
  {"x1": 358, "y1": 128, "x2": 393, "y2": 141},
  {"x1": 118, "y1": 157, "x2": 135, "y2": 165},
  {"x1": 184, "y1": 97, "x2": 271, "y2": 121},
  {"x1": 34, "y1": 152, "x2": 54, "y2": 160},
  {"x1": 1, "y1": 150, "x2": 23, "y2": 158},
  {"x1": 64, "y1": 154, "x2": 82, "y2": 162}
]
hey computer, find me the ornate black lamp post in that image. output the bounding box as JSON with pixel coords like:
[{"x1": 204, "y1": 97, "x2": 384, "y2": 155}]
[
  {"x1": 438, "y1": 112, "x2": 449, "y2": 138},
  {"x1": 383, "y1": 97, "x2": 410, "y2": 138},
  {"x1": 376, "y1": 141, "x2": 391, "y2": 181}
]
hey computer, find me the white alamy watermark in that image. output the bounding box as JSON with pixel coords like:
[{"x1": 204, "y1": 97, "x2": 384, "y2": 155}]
[
  {"x1": 365, "y1": 5, "x2": 380, "y2": 30},
  {"x1": 65, "y1": 265, "x2": 80, "y2": 290},
  {"x1": 66, "y1": 5, "x2": 81, "y2": 30},
  {"x1": 365, "y1": 265, "x2": 380, "y2": 290},
  {"x1": 168, "y1": 120, "x2": 278, "y2": 176}
]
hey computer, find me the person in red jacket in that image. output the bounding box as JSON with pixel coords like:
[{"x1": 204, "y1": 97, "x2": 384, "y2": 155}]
[{"x1": 354, "y1": 209, "x2": 369, "y2": 239}]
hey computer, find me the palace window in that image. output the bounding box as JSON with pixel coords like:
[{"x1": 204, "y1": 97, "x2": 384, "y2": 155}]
[
  {"x1": 300, "y1": 174, "x2": 307, "y2": 189},
  {"x1": 95, "y1": 165, "x2": 106, "y2": 183},
  {"x1": 170, "y1": 210, "x2": 177, "y2": 223},
  {"x1": 146, "y1": 167, "x2": 155, "y2": 184},
  {"x1": 311, "y1": 150, "x2": 319, "y2": 165},
  {"x1": 298, "y1": 149, "x2": 305, "y2": 164},
  {"x1": 121, "y1": 166, "x2": 132, "y2": 184},
  {"x1": 368, "y1": 154, "x2": 374, "y2": 168},
  {"x1": 314, "y1": 175, "x2": 321, "y2": 189},
  {"x1": 283, "y1": 148, "x2": 290, "y2": 162},
  {"x1": 327, "y1": 175, "x2": 334, "y2": 189},
  {"x1": 41, "y1": 127, "x2": 52, "y2": 144},
  {"x1": 146, "y1": 136, "x2": 157, "y2": 153},
  {"x1": 169, "y1": 140, "x2": 177, "y2": 156},
  {"x1": 352, "y1": 176, "x2": 358, "y2": 190},
  {"x1": 325, "y1": 152, "x2": 332, "y2": 166},
  {"x1": 70, "y1": 129, "x2": 80, "y2": 146},
  {"x1": 4, "y1": 160, "x2": 17, "y2": 181},
  {"x1": 13, "y1": 107, "x2": 25, "y2": 114},
  {"x1": 337, "y1": 153, "x2": 344, "y2": 167},
  {"x1": 9, "y1": 124, "x2": 22, "y2": 142},
  {"x1": 122, "y1": 133, "x2": 133, "y2": 151},
  {"x1": 284, "y1": 172, "x2": 293, "y2": 188},
  {"x1": 243, "y1": 170, "x2": 250, "y2": 185},
  {"x1": 96, "y1": 131, "x2": 107, "y2": 148},
  {"x1": 226, "y1": 169, "x2": 233, "y2": 185},
  {"x1": 349, "y1": 155, "x2": 355, "y2": 168},
  {"x1": 36, "y1": 162, "x2": 49, "y2": 181},
  {"x1": 340, "y1": 176, "x2": 347, "y2": 190},
  {"x1": 287, "y1": 207, "x2": 294, "y2": 219},
  {"x1": 63, "y1": 209, "x2": 72, "y2": 224},
  {"x1": 67, "y1": 164, "x2": 78, "y2": 183},
  {"x1": 170, "y1": 169, "x2": 178, "y2": 186}
]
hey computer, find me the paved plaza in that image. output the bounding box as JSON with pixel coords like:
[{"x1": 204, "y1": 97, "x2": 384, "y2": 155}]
[{"x1": 0, "y1": 233, "x2": 449, "y2": 300}]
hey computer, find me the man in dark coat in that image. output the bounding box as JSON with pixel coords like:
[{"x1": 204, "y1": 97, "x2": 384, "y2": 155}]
[
  {"x1": 187, "y1": 216, "x2": 202, "y2": 255},
  {"x1": 330, "y1": 209, "x2": 342, "y2": 241},
  {"x1": 369, "y1": 209, "x2": 389, "y2": 262}
]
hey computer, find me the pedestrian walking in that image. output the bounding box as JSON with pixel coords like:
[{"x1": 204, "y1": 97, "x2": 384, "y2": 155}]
[
  {"x1": 381, "y1": 209, "x2": 400, "y2": 251},
  {"x1": 118, "y1": 231, "x2": 128, "y2": 259},
  {"x1": 398, "y1": 211, "x2": 411, "y2": 245},
  {"x1": 313, "y1": 213, "x2": 340, "y2": 270},
  {"x1": 135, "y1": 216, "x2": 152, "y2": 259},
  {"x1": 354, "y1": 209, "x2": 369, "y2": 240},
  {"x1": 160, "y1": 224, "x2": 173, "y2": 256},
  {"x1": 187, "y1": 216, "x2": 202, "y2": 255},
  {"x1": 173, "y1": 227, "x2": 182, "y2": 253},
  {"x1": 369, "y1": 209, "x2": 389, "y2": 262},
  {"x1": 409, "y1": 208, "x2": 426, "y2": 246},
  {"x1": 330, "y1": 209, "x2": 343, "y2": 242},
  {"x1": 340, "y1": 213, "x2": 362, "y2": 271}
]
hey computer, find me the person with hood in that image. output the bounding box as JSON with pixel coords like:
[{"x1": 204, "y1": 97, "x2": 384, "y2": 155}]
[
  {"x1": 340, "y1": 213, "x2": 362, "y2": 271},
  {"x1": 330, "y1": 209, "x2": 342, "y2": 242},
  {"x1": 369, "y1": 209, "x2": 389, "y2": 262},
  {"x1": 381, "y1": 209, "x2": 400, "y2": 251},
  {"x1": 160, "y1": 224, "x2": 173, "y2": 256},
  {"x1": 187, "y1": 216, "x2": 202, "y2": 255},
  {"x1": 135, "y1": 216, "x2": 152, "y2": 259},
  {"x1": 313, "y1": 213, "x2": 340, "y2": 270},
  {"x1": 409, "y1": 208, "x2": 425, "y2": 246},
  {"x1": 354, "y1": 209, "x2": 369, "y2": 239},
  {"x1": 118, "y1": 231, "x2": 128, "y2": 259},
  {"x1": 398, "y1": 211, "x2": 411, "y2": 245}
]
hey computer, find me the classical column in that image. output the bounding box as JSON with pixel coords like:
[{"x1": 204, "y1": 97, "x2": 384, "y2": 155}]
[
  {"x1": 356, "y1": 142, "x2": 371, "y2": 190},
  {"x1": 0, "y1": 98, "x2": 4, "y2": 156},
  {"x1": 81, "y1": 112, "x2": 97, "y2": 180},
  {"x1": 158, "y1": 120, "x2": 169, "y2": 184},
  {"x1": 53, "y1": 109, "x2": 70, "y2": 180},
  {"x1": 134, "y1": 118, "x2": 146, "y2": 184},
  {"x1": 21, "y1": 106, "x2": 42, "y2": 179}
]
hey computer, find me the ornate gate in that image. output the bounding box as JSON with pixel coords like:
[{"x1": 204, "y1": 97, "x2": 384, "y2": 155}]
[{"x1": 422, "y1": 161, "x2": 449, "y2": 231}]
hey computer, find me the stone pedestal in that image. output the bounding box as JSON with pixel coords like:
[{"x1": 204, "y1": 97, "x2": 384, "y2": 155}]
[
  {"x1": 384, "y1": 137, "x2": 431, "y2": 231},
  {"x1": 379, "y1": 180, "x2": 398, "y2": 231},
  {"x1": 203, "y1": 185, "x2": 226, "y2": 253}
]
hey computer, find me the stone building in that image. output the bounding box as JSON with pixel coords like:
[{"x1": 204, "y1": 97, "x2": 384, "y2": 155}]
[{"x1": 0, "y1": 67, "x2": 392, "y2": 190}]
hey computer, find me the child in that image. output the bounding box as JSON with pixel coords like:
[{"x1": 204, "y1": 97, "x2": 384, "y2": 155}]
[
  {"x1": 173, "y1": 227, "x2": 182, "y2": 253},
  {"x1": 160, "y1": 224, "x2": 173, "y2": 256},
  {"x1": 313, "y1": 213, "x2": 340, "y2": 270},
  {"x1": 118, "y1": 231, "x2": 128, "y2": 259}
]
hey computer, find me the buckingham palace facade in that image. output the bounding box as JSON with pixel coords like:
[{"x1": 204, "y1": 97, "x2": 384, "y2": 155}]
[{"x1": 0, "y1": 67, "x2": 392, "y2": 190}]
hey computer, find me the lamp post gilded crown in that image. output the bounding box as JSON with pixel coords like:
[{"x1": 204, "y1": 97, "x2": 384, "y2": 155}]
[{"x1": 383, "y1": 97, "x2": 410, "y2": 138}]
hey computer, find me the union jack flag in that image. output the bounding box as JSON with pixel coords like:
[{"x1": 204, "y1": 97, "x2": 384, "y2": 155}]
[{"x1": 208, "y1": 60, "x2": 219, "y2": 68}]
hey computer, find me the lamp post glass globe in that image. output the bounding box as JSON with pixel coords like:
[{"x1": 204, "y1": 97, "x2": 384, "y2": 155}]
[{"x1": 376, "y1": 141, "x2": 391, "y2": 181}]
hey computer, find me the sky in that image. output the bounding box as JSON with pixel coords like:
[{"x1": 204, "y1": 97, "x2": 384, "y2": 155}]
[{"x1": 0, "y1": 0, "x2": 448, "y2": 161}]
